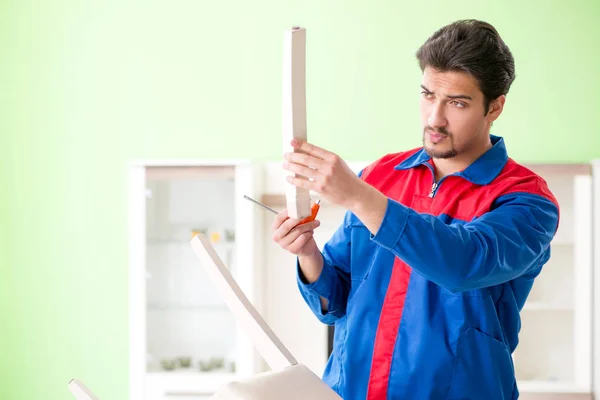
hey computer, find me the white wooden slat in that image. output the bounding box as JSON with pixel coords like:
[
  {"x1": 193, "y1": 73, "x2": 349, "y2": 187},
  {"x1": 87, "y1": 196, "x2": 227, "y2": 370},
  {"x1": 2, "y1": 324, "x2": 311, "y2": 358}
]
[
  {"x1": 282, "y1": 26, "x2": 311, "y2": 219},
  {"x1": 68, "y1": 379, "x2": 100, "y2": 400}
]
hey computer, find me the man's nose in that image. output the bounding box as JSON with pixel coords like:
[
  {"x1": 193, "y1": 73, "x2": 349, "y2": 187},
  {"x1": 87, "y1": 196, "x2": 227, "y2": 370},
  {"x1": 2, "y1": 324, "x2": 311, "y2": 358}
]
[{"x1": 428, "y1": 103, "x2": 447, "y2": 129}]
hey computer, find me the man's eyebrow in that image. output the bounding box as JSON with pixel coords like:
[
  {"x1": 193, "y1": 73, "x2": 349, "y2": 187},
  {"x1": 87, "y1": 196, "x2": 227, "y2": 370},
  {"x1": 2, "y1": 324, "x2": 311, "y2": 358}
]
[
  {"x1": 420, "y1": 85, "x2": 473, "y2": 100},
  {"x1": 447, "y1": 94, "x2": 473, "y2": 100}
]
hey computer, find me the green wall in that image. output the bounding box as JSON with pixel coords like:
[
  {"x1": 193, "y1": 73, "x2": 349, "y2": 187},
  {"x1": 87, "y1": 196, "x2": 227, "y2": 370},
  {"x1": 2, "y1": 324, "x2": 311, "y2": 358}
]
[{"x1": 1, "y1": 0, "x2": 599, "y2": 398}]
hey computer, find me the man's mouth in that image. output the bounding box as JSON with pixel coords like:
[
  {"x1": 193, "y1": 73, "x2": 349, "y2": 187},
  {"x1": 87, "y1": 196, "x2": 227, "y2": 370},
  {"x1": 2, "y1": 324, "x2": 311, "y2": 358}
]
[{"x1": 427, "y1": 130, "x2": 448, "y2": 144}]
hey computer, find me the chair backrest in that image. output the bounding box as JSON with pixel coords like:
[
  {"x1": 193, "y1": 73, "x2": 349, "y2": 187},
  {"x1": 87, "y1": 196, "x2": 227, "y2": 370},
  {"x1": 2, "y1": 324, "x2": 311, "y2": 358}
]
[{"x1": 190, "y1": 233, "x2": 298, "y2": 371}]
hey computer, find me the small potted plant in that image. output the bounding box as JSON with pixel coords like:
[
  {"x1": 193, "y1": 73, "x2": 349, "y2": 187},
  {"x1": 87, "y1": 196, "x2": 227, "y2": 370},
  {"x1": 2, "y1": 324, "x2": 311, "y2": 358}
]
[
  {"x1": 209, "y1": 357, "x2": 225, "y2": 371},
  {"x1": 178, "y1": 356, "x2": 192, "y2": 368},
  {"x1": 198, "y1": 359, "x2": 212, "y2": 372},
  {"x1": 161, "y1": 359, "x2": 177, "y2": 371}
]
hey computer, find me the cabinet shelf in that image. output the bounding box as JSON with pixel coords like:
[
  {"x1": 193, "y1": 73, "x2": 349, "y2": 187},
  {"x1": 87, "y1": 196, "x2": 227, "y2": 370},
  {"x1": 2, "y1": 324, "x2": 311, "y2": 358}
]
[
  {"x1": 147, "y1": 371, "x2": 238, "y2": 379},
  {"x1": 147, "y1": 239, "x2": 235, "y2": 248},
  {"x1": 147, "y1": 303, "x2": 229, "y2": 311},
  {"x1": 522, "y1": 302, "x2": 573, "y2": 312},
  {"x1": 518, "y1": 380, "x2": 590, "y2": 393},
  {"x1": 145, "y1": 371, "x2": 241, "y2": 397},
  {"x1": 550, "y1": 238, "x2": 574, "y2": 246}
]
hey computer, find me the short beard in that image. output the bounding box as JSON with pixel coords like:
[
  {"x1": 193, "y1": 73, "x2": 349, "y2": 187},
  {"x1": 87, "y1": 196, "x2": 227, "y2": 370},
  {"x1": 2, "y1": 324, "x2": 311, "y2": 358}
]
[{"x1": 423, "y1": 127, "x2": 457, "y2": 159}]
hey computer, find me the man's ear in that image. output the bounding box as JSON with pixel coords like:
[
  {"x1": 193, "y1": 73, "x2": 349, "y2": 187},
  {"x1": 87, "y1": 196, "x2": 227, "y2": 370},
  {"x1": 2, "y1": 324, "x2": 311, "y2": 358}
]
[{"x1": 487, "y1": 95, "x2": 505, "y2": 123}]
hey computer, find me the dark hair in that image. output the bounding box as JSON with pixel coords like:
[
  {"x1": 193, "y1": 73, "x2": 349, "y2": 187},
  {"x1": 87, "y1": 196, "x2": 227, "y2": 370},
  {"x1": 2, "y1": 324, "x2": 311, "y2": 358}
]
[{"x1": 416, "y1": 19, "x2": 515, "y2": 114}]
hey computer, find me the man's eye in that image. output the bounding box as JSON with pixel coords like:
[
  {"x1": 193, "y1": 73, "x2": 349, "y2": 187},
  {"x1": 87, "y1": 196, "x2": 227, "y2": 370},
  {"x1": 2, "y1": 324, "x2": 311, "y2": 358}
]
[
  {"x1": 451, "y1": 101, "x2": 466, "y2": 108},
  {"x1": 421, "y1": 91, "x2": 432, "y2": 98}
]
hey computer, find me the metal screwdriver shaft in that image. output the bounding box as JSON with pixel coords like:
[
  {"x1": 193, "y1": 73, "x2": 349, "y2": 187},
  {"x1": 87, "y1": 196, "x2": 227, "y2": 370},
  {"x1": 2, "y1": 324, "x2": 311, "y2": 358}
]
[{"x1": 243, "y1": 195, "x2": 279, "y2": 215}]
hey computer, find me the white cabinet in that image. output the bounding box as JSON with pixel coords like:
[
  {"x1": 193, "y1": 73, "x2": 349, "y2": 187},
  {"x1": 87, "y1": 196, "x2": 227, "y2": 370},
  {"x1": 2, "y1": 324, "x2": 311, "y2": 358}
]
[
  {"x1": 511, "y1": 165, "x2": 593, "y2": 398},
  {"x1": 593, "y1": 160, "x2": 600, "y2": 397},
  {"x1": 128, "y1": 160, "x2": 266, "y2": 400},
  {"x1": 128, "y1": 159, "x2": 599, "y2": 400}
]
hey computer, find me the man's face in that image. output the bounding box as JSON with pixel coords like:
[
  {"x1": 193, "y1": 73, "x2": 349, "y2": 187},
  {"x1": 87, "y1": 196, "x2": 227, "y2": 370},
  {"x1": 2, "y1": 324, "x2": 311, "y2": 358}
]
[{"x1": 419, "y1": 67, "x2": 496, "y2": 159}]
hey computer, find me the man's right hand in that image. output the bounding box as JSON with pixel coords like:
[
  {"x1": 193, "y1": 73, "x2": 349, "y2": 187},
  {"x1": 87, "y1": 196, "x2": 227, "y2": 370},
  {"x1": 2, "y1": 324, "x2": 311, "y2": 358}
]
[{"x1": 271, "y1": 209, "x2": 324, "y2": 283}]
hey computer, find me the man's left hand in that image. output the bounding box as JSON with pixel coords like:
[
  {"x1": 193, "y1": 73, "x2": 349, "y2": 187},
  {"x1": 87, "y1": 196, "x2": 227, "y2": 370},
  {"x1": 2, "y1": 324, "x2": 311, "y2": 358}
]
[{"x1": 283, "y1": 139, "x2": 366, "y2": 209}]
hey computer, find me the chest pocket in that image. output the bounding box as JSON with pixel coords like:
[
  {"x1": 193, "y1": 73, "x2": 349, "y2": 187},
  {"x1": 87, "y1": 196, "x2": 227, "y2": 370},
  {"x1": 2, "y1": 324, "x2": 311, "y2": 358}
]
[{"x1": 349, "y1": 223, "x2": 380, "y2": 281}]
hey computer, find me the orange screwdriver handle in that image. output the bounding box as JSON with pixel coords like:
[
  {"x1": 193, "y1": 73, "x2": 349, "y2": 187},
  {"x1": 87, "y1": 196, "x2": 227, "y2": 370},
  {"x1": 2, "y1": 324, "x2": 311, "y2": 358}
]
[
  {"x1": 298, "y1": 201, "x2": 320, "y2": 224},
  {"x1": 285, "y1": 200, "x2": 320, "y2": 225}
]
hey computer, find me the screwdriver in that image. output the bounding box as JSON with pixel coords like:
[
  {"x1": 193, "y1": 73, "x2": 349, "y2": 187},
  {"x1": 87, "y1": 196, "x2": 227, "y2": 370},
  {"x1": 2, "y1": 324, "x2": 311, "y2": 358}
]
[{"x1": 243, "y1": 194, "x2": 320, "y2": 225}]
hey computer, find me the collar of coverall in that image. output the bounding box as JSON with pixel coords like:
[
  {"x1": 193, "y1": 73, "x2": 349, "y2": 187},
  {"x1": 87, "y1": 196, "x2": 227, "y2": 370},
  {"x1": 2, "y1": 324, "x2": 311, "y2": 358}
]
[{"x1": 394, "y1": 134, "x2": 509, "y2": 185}]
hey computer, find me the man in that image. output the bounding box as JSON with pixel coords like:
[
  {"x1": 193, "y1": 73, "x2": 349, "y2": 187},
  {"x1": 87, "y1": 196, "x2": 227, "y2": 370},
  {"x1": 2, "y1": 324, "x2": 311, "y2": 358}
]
[{"x1": 272, "y1": 19, "x2": 559, "y2": 400}]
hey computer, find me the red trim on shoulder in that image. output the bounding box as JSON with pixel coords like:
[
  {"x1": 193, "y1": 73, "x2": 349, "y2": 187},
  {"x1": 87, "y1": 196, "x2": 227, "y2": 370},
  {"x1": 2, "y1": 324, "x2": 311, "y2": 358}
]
[
  {"x1": 499, "y1": 159, "x2": 560, "y2": 209},
  {"x1": 426, "y1": 159, "x2": 561, "y2": 221}
]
